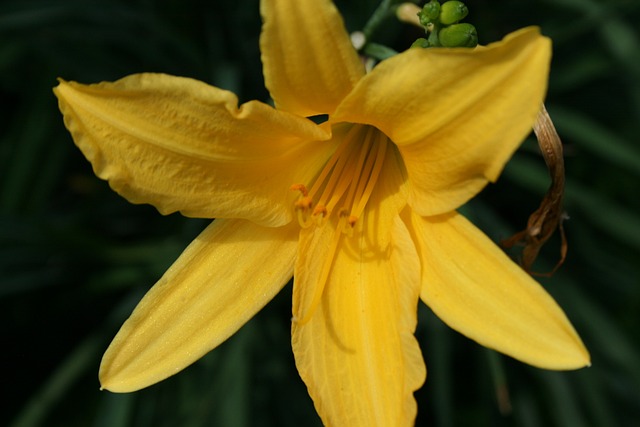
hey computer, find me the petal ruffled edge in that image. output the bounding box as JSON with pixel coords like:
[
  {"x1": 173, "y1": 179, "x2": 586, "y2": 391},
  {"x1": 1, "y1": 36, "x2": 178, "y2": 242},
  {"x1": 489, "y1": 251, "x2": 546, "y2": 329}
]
[{"x1": 54, "y1": 74, "x2": 332, "y2": 226}]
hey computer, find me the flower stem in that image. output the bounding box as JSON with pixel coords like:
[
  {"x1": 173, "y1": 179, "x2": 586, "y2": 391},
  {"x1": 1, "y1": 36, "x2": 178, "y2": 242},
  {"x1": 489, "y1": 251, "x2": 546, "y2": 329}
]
[{"x1": 362, "y1": 0, "x2": 404, "y2": 42}]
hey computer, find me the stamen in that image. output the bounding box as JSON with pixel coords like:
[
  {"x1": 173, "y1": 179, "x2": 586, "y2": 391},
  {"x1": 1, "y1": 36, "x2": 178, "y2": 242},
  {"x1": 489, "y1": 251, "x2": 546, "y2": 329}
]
[
  {"x1": 342, "y1": 128, "x2": 374, "y2": 214},
  {"x1": 291, "y1": 184, "x2": 313, "y2": 228},
  {"x1": 312, "y1": 204, "x2": 328, "y2": 217},
  {"x1": 290, "y1": 183, "x2": 309, "y2": 197},
  {"x1": 293, "y1": 212, "x2": 347, "y2": 325},
  {"x1": 290, "y1": 125, "x2": 389, "y2": 232},
  {"x1": 296, "y1": 208, "x2": 314, "y2": 229},
  {"x1": 289, "y1": 126, "x2": 392, "y2": 323},
  {"x1": 307, "y1": 125, "x2": 361, "y2": 200},
  {"x1": 294, "y1": 196, "x2": 313, "y2": 210},
  {"x1": 344, "y1": 127, "x2": 378, "y2": 222},
  {"x1": 340, "y1": 209, "x2": 356, "y2": 237},
  {"x1": 314, "y1": 139, "x2": 357, "y2": 215},
  {"x1": 349, "y1": 132, "x2": 388, "y2": 222}
]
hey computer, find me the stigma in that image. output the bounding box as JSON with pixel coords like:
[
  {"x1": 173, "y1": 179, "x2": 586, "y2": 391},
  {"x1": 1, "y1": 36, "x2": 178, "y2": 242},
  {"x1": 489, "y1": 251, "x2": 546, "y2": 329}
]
[{"x1": 291, "y1": 124, "x2": 389, "y2": 236}]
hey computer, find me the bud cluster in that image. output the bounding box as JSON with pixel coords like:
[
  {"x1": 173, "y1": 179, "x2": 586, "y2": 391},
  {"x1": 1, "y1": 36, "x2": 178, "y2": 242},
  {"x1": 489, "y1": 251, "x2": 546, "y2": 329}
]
[{"x1": 412, "y1": 1, "x2": 478, "y2": 48}]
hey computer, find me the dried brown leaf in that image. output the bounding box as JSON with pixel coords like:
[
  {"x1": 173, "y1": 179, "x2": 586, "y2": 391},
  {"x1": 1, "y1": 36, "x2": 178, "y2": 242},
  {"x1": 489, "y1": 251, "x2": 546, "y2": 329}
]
[{"x1": 502, "y1": 104, "x2": 568, "y2": 276}]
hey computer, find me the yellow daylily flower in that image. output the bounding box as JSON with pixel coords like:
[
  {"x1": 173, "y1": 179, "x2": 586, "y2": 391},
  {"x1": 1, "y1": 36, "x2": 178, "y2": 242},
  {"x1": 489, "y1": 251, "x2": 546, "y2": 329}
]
[{"x1": 53, "y1": 0, "x2": 590, "y2": 425}]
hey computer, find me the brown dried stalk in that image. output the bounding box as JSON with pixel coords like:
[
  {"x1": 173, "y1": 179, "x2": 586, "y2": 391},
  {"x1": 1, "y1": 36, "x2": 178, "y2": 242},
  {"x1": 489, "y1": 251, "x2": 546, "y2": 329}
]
[{"x1": 502, "y1": 104, "x2": 568, "y2": 276}]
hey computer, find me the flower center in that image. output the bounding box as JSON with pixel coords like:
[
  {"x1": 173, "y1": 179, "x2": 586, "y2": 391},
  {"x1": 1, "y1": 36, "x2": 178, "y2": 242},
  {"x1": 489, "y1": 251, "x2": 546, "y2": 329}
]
[
  {"x1": 289, "y1": 124, "x2": 389, "y2": 325},
  {"x1": 290, "y1": 124, "x2": 388, "y2": 235}
]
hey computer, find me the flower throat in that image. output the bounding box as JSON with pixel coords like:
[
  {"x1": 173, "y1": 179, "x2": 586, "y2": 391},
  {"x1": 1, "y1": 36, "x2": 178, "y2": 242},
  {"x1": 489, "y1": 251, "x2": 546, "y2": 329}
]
[
  {"x1": 290, "y1": 124, "x2": 389, "y2": 325},
  {"x1": 291, "y1": 124, "x2": 388, "y2": 235}
]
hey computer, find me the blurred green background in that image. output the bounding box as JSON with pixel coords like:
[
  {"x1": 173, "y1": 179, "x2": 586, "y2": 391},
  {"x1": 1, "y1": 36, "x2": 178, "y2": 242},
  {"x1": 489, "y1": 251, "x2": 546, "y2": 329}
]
[{"x1": 2, "y1": 0, "x2": 639, "y2": 426}]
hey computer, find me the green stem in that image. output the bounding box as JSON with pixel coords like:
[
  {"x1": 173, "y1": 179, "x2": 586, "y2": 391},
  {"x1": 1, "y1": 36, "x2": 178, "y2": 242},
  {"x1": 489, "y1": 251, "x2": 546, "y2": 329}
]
[
  {"x1": 362, "y1": 0, "x2": 403, "y2": 42},
  {"x1": 363, "y1": 42, "x2": 399, "y2": 60},
  {"x1": 428, "y1": 22, "x2": 442, "y2": 46}
]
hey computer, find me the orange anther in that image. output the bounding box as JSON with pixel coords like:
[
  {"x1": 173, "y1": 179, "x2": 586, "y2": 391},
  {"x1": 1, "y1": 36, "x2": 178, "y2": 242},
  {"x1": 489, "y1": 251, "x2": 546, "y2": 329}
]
[
  {"x1": 313, "y1": 204, "x2": 328, "y2": 217},
  {"x1": 290, "y1": 183, "x2": 309, "y2": 197},
  {"x1": 295, "y1": 196, "x2": 313, "y2": 210}
]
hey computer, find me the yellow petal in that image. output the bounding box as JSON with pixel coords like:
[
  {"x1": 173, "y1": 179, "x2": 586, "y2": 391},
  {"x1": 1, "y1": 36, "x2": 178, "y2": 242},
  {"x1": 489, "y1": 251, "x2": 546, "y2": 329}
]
[
  {"x1": 260, "y1": 0, "x2": 364, "y2": 116},
  {"x1": 54, "y1": 74, "x2": 332, "y2": 226},
  {"x1": 333, "y1": 28, "x2": 551, "y2": 215},
  {"x1": 292, "y1": 217, "x2": 425, "y2": 427},
  {"x1": 292, "y1": 154, "x2": 423, "y2": 426},
  {"x1": 406, "y1": 210, "x2": 590, "y2": 370},
  {"x1": 99, "y1": 219, "x2": 298, "y2": 392}
]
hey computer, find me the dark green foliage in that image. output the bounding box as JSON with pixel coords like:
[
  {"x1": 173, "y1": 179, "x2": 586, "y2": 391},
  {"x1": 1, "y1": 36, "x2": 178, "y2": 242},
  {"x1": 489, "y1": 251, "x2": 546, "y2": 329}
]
[{"x1": 1, "y1": 0, "x2": 639, "y2": 426}]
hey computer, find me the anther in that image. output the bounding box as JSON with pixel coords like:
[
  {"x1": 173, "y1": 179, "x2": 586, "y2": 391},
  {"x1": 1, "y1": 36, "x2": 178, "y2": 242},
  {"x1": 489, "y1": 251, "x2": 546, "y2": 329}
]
[
  {"x1": 290, "y1": 126, "x2": 389, "y2": 235},
  {"x1": 295, "y1": 197, "x2": 313, "y2": 210},
  {"x1": 313, "y1": 205, "x2": 328, "y2": 217},
  {"x1": 338, "y1": 209, "x2": 354, "y2": 236},
  {"x1": 290, "y1": 183, "x2": 309, "y2": 197}
]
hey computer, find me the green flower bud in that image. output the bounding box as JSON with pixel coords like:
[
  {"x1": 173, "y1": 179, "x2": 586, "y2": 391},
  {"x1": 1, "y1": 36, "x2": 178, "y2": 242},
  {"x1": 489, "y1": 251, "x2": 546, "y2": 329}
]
[
  {"x1": 439, "y1": 1, "x2": 469, "y2": 25},
  {"x1": 438, "y1": 23, "x2": 478, "y2": 47},
  {"x1": 418, "y1": 1, "x2": 441, "y2": 27},
  {"x1": 411, "y1": 38, "x2": 431, "y2": 48}
]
